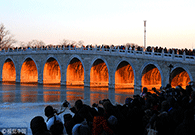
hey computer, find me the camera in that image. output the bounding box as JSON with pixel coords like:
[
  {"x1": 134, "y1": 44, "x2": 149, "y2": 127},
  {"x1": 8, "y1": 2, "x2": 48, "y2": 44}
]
[{"x1": 62, "y1": 100, "x2": 70, "y2": 107}]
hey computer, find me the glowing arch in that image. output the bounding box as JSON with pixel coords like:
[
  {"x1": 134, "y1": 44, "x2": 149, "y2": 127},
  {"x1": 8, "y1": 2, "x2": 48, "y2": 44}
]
[
  {"x1": 20, "y1": 57, "x2": 38, "y2": 83},
  {"x1": 114, "y1": 60, "x2": 135, "y2": 88},
  {"x1": 139, "y1": 62, "x2": 163, "y2": 91},
  {"x1": 66, "y1": 55, "x2": 85, "y2": 71},
  {"x1": 2, "y1": 58, "x2": 16, "y2": 82},
  {"x1": 66, "y1": 56, "x2": 85, "y2": 86},
  {"x1": 90, "y1": 57, "x2": 110, "y2": 87},
  {"x1": 170, "y1": 65, "x2": 191, "y2": 88},
  {"x1": 43, "y1": 57, "x2": 61, "y2": 84}
]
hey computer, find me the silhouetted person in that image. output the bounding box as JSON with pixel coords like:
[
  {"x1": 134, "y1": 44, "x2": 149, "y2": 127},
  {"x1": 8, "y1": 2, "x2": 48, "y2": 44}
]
[{"x1": 30, "y1": 116, "x2": 51, "y2": 135}]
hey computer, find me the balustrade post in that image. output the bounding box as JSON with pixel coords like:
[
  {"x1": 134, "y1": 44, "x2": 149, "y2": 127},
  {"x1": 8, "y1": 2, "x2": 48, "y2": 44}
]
[
  {"x1": 81, "y1": 46, "x2": 83, "y2": 52},
  {"x1": 129, "y1": 46, "x2": 132, "y2": 53},
  {"x1": 152, "y1": 47, "x2": 154, "y2": 57},
  {"x1": 94, "y1": 45, "x2": 97, "y2": 52},
  {"x1": 142, "y1": 49, "x2": 144, "y2": 56},
  {"x1": 162, "y1": 49, "x2": 164, "y2": 58},
  {"x1": 172, "y1": 50, "x2": 174, "y2": 59},
  {"x1": 117, "y1": 47, "x2": 119, "y2": 53},
  {"x1": 183, "y1": 51, "x2": 186, "y2": 61},
  {"x1": 125, "y1": 46, "x2": 128, "y2": 54},
  {"x1": 133, "y1": 49, "x2": 136, "y2": 55},
  {"x1": 109, "y1": 46, "x2": 112, "y2": 53},
  {"x1": 102, "y1": 46, "x2": 104, "y2": 52}
]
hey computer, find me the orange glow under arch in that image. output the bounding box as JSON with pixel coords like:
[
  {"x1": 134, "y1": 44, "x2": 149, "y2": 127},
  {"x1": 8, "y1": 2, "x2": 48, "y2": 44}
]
[
  {"x1": 90, "y1": 59, "x2": 108, "y2": 87},
  {"x1": 171, "y1": 68, "x2": 190, "y2": 88},
  {"x1": 115, "y1": 61, "x2": 134, "y2": 88},
  {"x1": 43, "y1": 58, "x2": 61, "y2": 84},
  {"x1": 2, "y1": 59, "x2": 16, "y2": 82},
  {"x1": 20, "y1": 58, "x2": 38, "y2": 83},
  {"x1": 66, "y1": 58, "x2": 84, "y2": 86},
  {"x1": 142, "y1": 65, "x2": 161, "y2": 90}
]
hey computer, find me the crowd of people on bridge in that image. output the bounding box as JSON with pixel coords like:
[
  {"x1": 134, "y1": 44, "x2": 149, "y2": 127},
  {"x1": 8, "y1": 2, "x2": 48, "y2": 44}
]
[
  {"x1": 1, "y1": 43, "x2": 195, "y2": 56},
  {"x1": 29, "y1": 82, "x2": 195, "y2": 135}
]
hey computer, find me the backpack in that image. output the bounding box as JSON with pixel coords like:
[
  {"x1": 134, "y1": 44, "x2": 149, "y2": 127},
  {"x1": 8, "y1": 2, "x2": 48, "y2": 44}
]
[{"x1": 50, "y1": 115, "x2": 64, "y2": 135}]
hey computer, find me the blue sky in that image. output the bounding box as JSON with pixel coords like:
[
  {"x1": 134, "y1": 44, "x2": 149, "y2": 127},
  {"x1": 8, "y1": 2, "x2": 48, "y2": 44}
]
[{"x1": 0, "y1": 0, "x2": 194, "y2": 49}]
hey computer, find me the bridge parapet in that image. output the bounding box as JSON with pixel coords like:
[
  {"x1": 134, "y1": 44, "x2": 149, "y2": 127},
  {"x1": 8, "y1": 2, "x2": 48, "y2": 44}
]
[{"x1": 1, "y1": 46, "x2": 195, "y2": 62}]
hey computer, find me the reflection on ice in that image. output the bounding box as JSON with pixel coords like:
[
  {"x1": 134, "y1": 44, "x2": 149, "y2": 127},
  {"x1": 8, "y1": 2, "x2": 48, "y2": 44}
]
[
  {"x1": 0, "y1": 83, "x2": 134, "y2": 134},
  {"x1": 0, "y1": 84, "x2": 133, "y2": 105},
  {"x1": 43, "y1": 91, "x2": 61, "y2": 102}
]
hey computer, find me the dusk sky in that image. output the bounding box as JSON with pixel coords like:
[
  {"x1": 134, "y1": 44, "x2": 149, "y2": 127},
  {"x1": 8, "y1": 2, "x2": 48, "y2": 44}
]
[{"x1": 0, "y1": 0, "x2": 194, "y2": 49}]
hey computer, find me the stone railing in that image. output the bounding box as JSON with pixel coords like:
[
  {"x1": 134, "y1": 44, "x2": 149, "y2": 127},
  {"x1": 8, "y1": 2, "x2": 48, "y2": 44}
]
[{"x1": 0, "y1": 46, "x2": 194, "y2": 62}]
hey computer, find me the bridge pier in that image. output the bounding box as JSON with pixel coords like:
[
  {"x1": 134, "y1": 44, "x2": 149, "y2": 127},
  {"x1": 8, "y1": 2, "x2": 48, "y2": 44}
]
[
  {"x1": 108, "y1": 83, "x2": 115, "y2": 89},
  {"x1": 61, "y1": 80, "x2": 66, "y2": 85},
  {"x1": 134, "y1": 85, "x2": 142, "y2": 95},
  {"x1": 84, "y1": 81, "x2": 90, "y2": 87},
  {"x1": 16, "y1": 77, "x2": 20, "y2": 84},
  {"x1": 38, "y1": 79, "x2": 43, "y2": 84}
]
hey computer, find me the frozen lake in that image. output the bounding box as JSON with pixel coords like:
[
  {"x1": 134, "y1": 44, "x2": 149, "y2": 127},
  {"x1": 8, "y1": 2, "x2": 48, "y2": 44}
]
[{"x1": 0, "y1": 83, "x2": 134, "y2": 134}]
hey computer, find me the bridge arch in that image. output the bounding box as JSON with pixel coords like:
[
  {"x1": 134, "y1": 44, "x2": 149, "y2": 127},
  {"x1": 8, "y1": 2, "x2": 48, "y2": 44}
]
[
  {"x1": 20, "y1": 56, "x2": 38, "y2": 83},
  {"x1": 1, "y1": 57, "x2": 16, "y2": 82},
  {"x1": 42, "y1": 56, "x2": 62, "y2": 84},
  {"x1": 169, "y1": 64, "x2": 192, "y2": 88},
  {"x1": 66, "y1": 55, "x2": 85, "y2": 86},
  {"x1": 89, "y1": 56, "x2": 110, "y2": 87},
  {"x1": 139, "y1": 62, "x2": 163, "y2": 91},
  {"x1": 114, "y1": 59, "x2": 136, "y2": 88}
]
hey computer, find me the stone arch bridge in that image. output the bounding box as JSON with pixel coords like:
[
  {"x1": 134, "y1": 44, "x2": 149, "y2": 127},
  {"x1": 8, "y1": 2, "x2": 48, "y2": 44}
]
[{"x1": 0, "y1": 46, "x2": 194, "y2": 94}]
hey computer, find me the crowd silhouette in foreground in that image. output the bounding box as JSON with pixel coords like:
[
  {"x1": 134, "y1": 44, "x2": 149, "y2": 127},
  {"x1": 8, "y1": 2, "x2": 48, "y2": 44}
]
[{"x1": 28, "y1": 82, "x2": 195, "y2": 135}]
